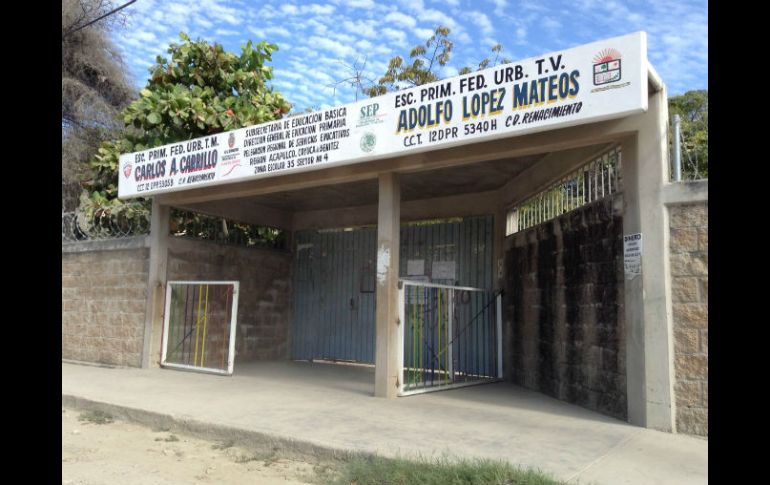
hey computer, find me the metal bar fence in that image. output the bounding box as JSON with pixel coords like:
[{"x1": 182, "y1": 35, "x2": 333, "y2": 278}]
[
  {"x1": 505, "y1": 146, "x2": 622, "y2": 236},
  {"x1": 397, "y1": 280, "x2": 502, "y2": 396},
  {"x1": 669, "y1": 115, "x2": 708, "y2": 181}
]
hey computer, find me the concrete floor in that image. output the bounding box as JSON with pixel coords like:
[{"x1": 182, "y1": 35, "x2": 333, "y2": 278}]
[{"x1": 62, "y1": 361, "x2": 707, "y2": 484}]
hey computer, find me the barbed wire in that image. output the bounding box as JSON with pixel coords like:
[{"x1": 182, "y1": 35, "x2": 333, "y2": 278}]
[{"x1": 62, "y1": 211, "x2": 149, "y2": 242}]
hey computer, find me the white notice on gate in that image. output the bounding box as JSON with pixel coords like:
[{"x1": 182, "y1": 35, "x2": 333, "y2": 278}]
[
  {"x1": 432, "y1": 261, "x2": 456, "y2": 280},
  {"x1": 623, "y1": 233, "x2": 643, "y2": 278},
  {"x1": 407, "y1": 259, "x2": 425, "y2": 276}
]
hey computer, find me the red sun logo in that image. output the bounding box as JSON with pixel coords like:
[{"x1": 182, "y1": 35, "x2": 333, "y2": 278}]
[{"x1": 593, "y1": 48, "x2": 621, "y2": 64}]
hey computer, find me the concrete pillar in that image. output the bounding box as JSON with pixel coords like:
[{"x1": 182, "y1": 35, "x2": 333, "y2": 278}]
[
  {"x1": 621, "y1": 84, "x2": 675, "y2": 431},
  {"x1": 374, "y1": 172, "x2": 401, "y2": 398},
  {"x1": 141, "y1": 198, "x2": 170, "y2": 368}
]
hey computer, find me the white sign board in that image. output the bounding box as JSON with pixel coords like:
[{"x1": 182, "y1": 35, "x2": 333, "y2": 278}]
[
  {"x1": 624, "y1": 233, "x2": 643, "y2": 277},
  {"x1": 407, "y1": 259, "x2": 425, "y2": 276},
  {"x1": 432, "y1": 261, "x2": 457, "y2": 281},
  {"x1": 118, "y1": 32, "x2": 648, "y2": 199}
]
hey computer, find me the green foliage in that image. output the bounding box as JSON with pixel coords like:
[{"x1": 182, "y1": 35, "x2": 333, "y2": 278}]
[
  {"x1": 126, "y1": 33, "x2": 291, "y2": 141},
  {"x1": 320, "y1": 455, "x2": 562, "y2": 485},
  {"x1": 668, "y1": 90, "x2": 708, "y2": 179},
  {"x1": 170, "y1": 209, "x2": 286, "y2": 249},
  {"x1": 81, "y1": 32, "x2": 291, "y2": 231}
]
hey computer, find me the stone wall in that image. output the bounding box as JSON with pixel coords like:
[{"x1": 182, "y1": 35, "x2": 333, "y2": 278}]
[
  {"x1": 503, "y1": 195, "x2": 626, "y2": 419},
  {"x1": 167, "y1": 237, "x2": 292, "y2": 361},
  {"x1": 669, "y1": 203, "x2": 708, "y2": 436},
  {"x1": 62, "y1": 244, "x2": 149, "y2": 367}
]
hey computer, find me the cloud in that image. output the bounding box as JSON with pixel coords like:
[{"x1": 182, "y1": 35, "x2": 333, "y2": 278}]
[
  {"x1": 112, "y1": 0, "x2": 707, "y2": 105},
  {"x1": 413, "y1": 27, "x2": 435, "y2": 40},
  {"x1": 341, "y1": 19, "x2": 379, "y2": 39},
  {"x1": 468, "y1": 12, "x2": 494, "y2": 36},
  {"x1": 490, "y1": 0, "x2": 508, "y2": 17},
  {"x1": 308, "y1": 4, "x2": 335, "y2": 15},
  {"x1": 418, "y1": 9, "x2": 457, "y2": 30},
  {"x1": 346, "y1": 0, "x2": 375, "y2": 8},
  {"x1": 542, "y1": 17, "x2": 561, "y2": 31},
  {"x1": 385, "y1": 11, "x2": 417, "y2": 29},
  {"x1": 248, "y1": 26, "x2": 292, "y2": 40},
  {"x1": 309, "y1": 36, "x2": 357, "y2": 59},
  {"x1": 381, "y1": 27, "x2": 408, "y2": 46},
  {"x1": 214, "y1": 28, "x2": 240, "y2": 37}
]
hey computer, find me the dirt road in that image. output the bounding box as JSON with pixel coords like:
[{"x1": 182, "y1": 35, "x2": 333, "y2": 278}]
[{"x1": 62, "y1": 408, "x2": 320, "y2": 485}]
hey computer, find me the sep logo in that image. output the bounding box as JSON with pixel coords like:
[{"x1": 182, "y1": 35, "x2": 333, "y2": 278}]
[{"x1": 357, "y1": 102, "x2": 384, "y2": 127}]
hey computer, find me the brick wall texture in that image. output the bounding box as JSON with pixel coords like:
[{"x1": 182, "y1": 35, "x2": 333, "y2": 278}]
[
  {"x1": 62, "y1": 248, "x2": 149, "y2": 367},
  {"x1": 669, "y1": 203, "x2": 708, "y2": 436},
  {"x1": 62, "y1": 238, "x2": 293, "y2": 367},
  {"x1": 503, "y1": 195, "x2": 626, "y2": 420},
  {"x1": 167, "y1": 237, "x2": 292, "y2": 361}
]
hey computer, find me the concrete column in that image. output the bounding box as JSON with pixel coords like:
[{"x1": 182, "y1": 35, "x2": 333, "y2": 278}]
[
  {"x1": 141, "y1": 198, "x2": 170, "y2": 368},
  {"x1": 374, "y1": 172, "x2": 401, "y2": 398},
  {"x1": 621, "y1": 84, "x2": 675, "y2": 431}
]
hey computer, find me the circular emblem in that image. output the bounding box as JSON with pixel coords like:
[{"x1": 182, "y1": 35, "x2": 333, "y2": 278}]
[{"x1": 360, "y1": 132, "x2": 376, "y2": 152}]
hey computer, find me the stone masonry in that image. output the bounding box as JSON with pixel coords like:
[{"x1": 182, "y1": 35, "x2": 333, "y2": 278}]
[
  {"x1": 503, "y1": 195, "x2": 626, "y2": 420},
  {"x1": 62, "y1": 247, "x2": 149, "y2": 367},
  {"x1": 669, "y1": 203, "x2": 708, "y2": 436},
  {"x1": 167, "y1": 237, "x2": 292, "y2": 361}
]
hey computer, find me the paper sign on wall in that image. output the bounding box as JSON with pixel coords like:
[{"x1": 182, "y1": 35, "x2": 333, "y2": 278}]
[
  {"x1": 407, "y1": 259, "x2": 425, "y2": 276},
  {"x1": 432, "y1": 261, "x2": 456, "y2": 280},
  {"x1": 623, "y1": 233, "x2": 643, "y2": 278}
]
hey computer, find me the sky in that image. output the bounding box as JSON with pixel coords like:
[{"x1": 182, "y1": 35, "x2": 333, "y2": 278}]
[{"x1": 111, "y1": 0, "x2": 708, "y2": 111}]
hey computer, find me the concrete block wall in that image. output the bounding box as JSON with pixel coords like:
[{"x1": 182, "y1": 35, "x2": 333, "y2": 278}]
[
  {"x1": 503, "y1": 195, "x2": 626, "y2": 420},
  {"x1": 62, "y1": 246, "x2": 149, "y2": 367},
  {"x1": 167, "y1": 237, "x2": 292, "y2": 361},
  {"x1": 669, "y1": 203, "x2": 708, "y2": 436}
]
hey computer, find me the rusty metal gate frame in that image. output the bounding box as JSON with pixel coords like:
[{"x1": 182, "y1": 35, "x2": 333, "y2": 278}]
[{"x1": 161, "y1": 280, "x2": 240, "y2": 376}]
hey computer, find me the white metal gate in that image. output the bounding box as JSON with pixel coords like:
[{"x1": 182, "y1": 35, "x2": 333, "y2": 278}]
[
  {"x1": 397, "y1": 280, "x2": 502, "y2": 396},
  {"x1": 161, "y1": 281, "x2": 239, "y2": 375}
]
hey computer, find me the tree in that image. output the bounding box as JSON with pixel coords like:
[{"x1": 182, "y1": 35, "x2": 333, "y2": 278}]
[
  {"x1": 365, "y1": 26, "x2": 453, "y2": 97},
  {"x1": 668, "y1": 90, "x2": 708, "y2": 179},
  {"x1": 62, "y1": 0, "x2": 134, "y2": 211},
  {"x1": 458, "y1": 43, "x2": 512, "y2": 75},
  {"x1": 81, "y1": 32, "x2": 292, "y2": 225},
  {"x1": 365, "y1": 26, "x2": 511, "y2": 97}
]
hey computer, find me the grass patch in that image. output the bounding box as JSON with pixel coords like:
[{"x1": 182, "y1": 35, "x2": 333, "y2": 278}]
[
  {"x1": 318, "y1": 455, "x2": 562, "y2": 485},
  {"x1": 155, "y1": 434, "x2": 180, "y2": 442},
  {"x1": 78, "y1": 410, "x2": 114, "y2": 425},
  {"x1": 212, "y1": 439, "x2": 235, "y2": 450},
  {"x1": 234, "y1": 446, "x2": 280, "y2": 466}
]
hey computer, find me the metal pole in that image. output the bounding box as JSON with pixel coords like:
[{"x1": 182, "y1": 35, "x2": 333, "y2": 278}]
[{"x1": 672, "y1": 114, "x2": 682, "y2": 182}]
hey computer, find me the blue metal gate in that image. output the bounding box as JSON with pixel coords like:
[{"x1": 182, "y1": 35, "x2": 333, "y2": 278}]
[{"x1": 291, "y1": 215, "x2": 494, "y2": 363}]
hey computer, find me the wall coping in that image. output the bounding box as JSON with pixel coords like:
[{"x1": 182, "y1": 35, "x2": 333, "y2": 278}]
[
  {"x1": 62, "y1": 236, "x2": 150, "y2": 254},
  {"x1": 662, "y1": 180, "x2": 708, "y2": 206}
]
